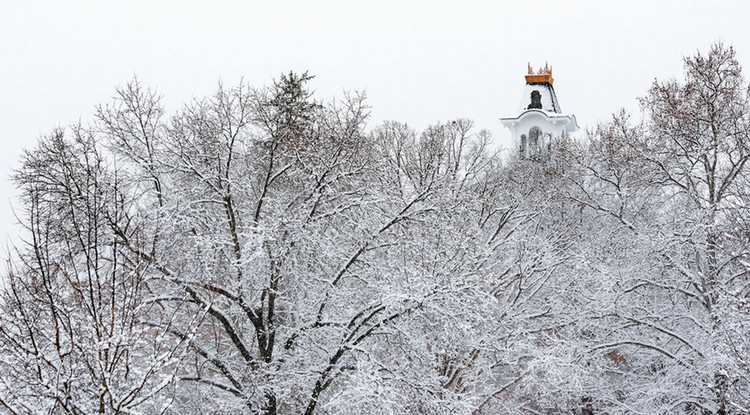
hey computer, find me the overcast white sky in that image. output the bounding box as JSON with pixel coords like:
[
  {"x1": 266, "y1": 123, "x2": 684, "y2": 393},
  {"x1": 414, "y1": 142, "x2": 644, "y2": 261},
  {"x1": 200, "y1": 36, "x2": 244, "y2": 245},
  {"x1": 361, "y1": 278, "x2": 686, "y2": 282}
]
[{"x1": 2, "y1": 0, "x2": 750, "y2": 247}]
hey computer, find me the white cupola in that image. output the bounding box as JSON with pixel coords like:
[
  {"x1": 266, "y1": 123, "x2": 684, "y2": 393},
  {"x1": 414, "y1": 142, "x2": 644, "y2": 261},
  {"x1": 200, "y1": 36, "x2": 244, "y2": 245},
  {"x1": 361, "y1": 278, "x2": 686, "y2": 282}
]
[{"x1": 500, "y1": 63, "x2": 578, "y2": 159}]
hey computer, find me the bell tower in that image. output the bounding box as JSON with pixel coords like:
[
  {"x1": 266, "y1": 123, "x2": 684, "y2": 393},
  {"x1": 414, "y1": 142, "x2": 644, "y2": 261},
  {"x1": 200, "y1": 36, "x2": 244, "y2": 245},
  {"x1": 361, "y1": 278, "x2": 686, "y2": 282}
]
[{"x1": 500, "y1": 63, "x2": 578, "y2": 159}]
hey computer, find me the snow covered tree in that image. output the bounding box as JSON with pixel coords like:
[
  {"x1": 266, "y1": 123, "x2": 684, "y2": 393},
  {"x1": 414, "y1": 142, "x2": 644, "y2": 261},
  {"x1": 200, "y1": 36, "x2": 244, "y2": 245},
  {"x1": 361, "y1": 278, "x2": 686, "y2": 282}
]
[
  {"x1": 564, "y1": 43, "x2": 750, "y2": 414},
  {"x1": 636, "y1": 43, "x2": 750, "y2": 414},
  {"x1": 0, "y1": 126, "x2": 188, "y2": 414},
  {"x1": 2, "y1": 73, "x2": 537, "y2": 415},
  {"x1": 4, "y1": 44, "x2": 748, "y2": 415}
]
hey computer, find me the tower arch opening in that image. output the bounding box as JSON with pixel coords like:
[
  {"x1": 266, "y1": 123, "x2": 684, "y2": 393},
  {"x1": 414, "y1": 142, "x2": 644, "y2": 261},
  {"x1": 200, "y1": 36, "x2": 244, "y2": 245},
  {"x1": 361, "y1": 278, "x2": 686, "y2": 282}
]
[
  {"x1": 529, "y1": 126, "x2": 542, "y2": 156},
  {"x1": 529, "y1": 90, "x2": 542, "y2": 109}
]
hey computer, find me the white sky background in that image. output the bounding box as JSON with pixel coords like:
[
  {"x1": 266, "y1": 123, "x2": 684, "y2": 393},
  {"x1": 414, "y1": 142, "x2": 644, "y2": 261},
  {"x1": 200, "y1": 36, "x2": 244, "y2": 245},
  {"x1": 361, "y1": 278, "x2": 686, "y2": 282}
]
[{"x1": 2, "y1": 0, "x2": 750, "y2": 248}]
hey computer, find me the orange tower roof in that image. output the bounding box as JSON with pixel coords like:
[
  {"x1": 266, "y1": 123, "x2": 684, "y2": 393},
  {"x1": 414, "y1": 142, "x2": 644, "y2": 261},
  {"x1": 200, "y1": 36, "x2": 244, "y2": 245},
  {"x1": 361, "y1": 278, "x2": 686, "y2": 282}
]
[{"x1": 525, "y1": 62, "x2": 554, "y2": 85}]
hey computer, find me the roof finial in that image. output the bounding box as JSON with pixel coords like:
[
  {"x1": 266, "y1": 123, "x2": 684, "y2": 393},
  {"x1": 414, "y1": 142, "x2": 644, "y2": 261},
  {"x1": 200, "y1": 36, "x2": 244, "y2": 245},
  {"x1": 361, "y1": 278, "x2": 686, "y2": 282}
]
[{"x1": 528, "y1": 62, "x2": 534, "y2": 75}]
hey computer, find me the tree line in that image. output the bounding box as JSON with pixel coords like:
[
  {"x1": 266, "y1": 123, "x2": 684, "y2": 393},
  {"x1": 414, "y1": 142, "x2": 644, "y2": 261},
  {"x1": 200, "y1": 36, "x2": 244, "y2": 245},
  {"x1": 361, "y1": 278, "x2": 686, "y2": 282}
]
[{"x1": 1, "y1": 44, "x2": 748, "y2": 414}]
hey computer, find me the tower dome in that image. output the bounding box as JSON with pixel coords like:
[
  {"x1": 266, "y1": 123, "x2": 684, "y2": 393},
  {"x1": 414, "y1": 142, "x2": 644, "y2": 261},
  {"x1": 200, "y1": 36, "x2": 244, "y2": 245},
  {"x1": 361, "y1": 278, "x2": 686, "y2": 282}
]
[{"x1": 500, "y1": 63, "x2": 578, "y2": 159}]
